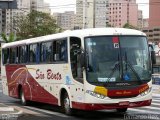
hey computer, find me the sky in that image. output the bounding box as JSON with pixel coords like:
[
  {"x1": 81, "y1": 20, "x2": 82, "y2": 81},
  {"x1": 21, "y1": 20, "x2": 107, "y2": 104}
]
[{"x1": 44, "y1": 0, "x2": 149, "y2": 18}]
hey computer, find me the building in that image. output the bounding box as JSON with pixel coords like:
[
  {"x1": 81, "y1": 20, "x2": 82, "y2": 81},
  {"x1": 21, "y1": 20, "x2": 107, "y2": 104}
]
[
  {"x1": 0, "y1": 0, "x2": 51, "y2": 35},
  {"x1": 138, "y1": 10, "x2": 143, "y2": 30},
  {"x1": 108, "y1": 0, "x2": 138, "y2": 27},
  {"x1": 75, "y1": 0, "x2": 83, "y2": 29},
  {"x1": 75, "y1": 0, "x2": 109, "y2": 29},
  {"x1": 31, "y1": 0, "x2": 51, "y2": 14},
  {"x1": 53, "y1": 11, "x2": 76, "y2": 30},
  {"x1": 0, "y1": 0, "x2": 31, "y2": 35},
  {"x1": 149, "y1": 0, "x2": 160, "y2": 28},
  {"x1": 94, "y1": 0, "x2": 109, "y2": 28},
  {"x1": 142, "y1": 0, "x2": 160, "y2": 44},
  {"x1": 143, "y1": 18, "x2": 149, "y2": 28},
  {"x1": 0, "y1": 10, "x2": 1, "y2": 33},
  {"x1": 143, "y1": 27, "x2": 160, "y2": 43}
]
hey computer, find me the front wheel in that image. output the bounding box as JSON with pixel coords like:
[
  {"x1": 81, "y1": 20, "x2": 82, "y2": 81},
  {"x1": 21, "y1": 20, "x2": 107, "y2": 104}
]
[
  {"x1": 62, "y1": 92, "x2": 72, "y2": 115},
  {"x1": 20, "y1": 88, "x2": 27, "y2": 105},
  {"x1": 116, "y1": 108, "x2": 128, "y2": 113}
]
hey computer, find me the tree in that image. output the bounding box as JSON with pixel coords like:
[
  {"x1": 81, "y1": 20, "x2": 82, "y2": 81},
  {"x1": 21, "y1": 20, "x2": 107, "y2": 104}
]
[
  {"x1": 0, "y1": 32, "x2": 15, "y2": 62},
  {"x1": 123, "y1": 23, "x2": 138, "y2": 30},
  {"x1": 14, "y1": 10, "x2": 62, "y2": 40},
  {"x1": 1, "y1": 32, "x2": 16, "y2": 43}
]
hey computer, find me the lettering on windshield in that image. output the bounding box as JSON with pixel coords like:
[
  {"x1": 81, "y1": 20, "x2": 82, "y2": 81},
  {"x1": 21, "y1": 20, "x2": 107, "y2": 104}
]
[
  {"x1": 98, "y1": 78, "x2": 116, "y2": 82},
  {"x1": 114, "y1": 43, "x2": 119, "y2": 48},
  {"x1": 112, "y1": 37, "x2": 119, "y2": 48}
]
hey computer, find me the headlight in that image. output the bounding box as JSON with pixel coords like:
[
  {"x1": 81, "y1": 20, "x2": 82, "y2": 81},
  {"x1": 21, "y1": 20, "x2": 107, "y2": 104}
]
[
  {"x1": 86, "y1": 90, "x2": 106, "y2": 99},
  {"x1": 140, "y1": 87, "x2": 152, "y2": 96}
]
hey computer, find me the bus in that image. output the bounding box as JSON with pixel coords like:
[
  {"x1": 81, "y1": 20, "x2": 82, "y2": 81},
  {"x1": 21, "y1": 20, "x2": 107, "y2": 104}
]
[{"x1": 1, "y1": 28, "x2": 155, "y2": 115}]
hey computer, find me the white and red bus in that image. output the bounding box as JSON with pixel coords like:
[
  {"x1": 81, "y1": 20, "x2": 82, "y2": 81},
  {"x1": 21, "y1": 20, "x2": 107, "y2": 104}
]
[{"x1": 1, "y1": 28, "x2": 154, "y2": 115}]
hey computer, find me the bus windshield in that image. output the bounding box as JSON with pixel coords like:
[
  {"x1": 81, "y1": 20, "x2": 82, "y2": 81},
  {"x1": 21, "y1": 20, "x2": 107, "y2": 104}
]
[{"x1": 85, "y1": 36, "x2": 151, "y2": 84}]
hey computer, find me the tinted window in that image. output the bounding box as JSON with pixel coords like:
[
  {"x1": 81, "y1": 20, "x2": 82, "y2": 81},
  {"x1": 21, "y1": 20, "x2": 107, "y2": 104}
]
[
  {"x1": 41, "y1": 42, "x2": 53, "y2": 63},
  {"x1": 70, "y1": 37, "x2": 83, "y2": 82},
  {"x1": 2, "y1": 48, "x2": 9, "y2": 65},
  {"x1": 10, "y1": 47, "x2": 17, "y2": 64},
  {"x1": 53, "y1": 40, "x2": 68, "y2": 62},
  {"x1": 29, "y1": 44, "x2": 40, "y2": 63},
  {"x1": 19, "y1": 46, "x2": 27, "y2": 63}
]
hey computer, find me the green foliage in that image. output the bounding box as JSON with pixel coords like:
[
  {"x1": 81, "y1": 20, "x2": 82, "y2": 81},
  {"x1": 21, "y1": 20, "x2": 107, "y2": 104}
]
[
  {"x1": 123, "y1": 23, "x2": 138, "y2": 30},
  {"x1": 0, "y1": 32, "x2": 15, "y2": 59},
  {"x1": 14, "y1": 10, "x2": 62, "y2": 40},
  {"x1": 1, "y1": 32, "x2": 16, "y2": 43}
]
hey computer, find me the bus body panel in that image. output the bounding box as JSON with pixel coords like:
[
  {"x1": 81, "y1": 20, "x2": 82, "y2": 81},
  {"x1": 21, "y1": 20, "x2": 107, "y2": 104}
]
[
  {"x1": 2, "y1": 63, "x2": 85, "y2": 107},
  {"x1": 2, "y1": 62, "x2": 152, "y2": 110}
]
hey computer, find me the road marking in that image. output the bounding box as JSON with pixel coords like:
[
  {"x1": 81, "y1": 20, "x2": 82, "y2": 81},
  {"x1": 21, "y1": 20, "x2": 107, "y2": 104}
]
[
  {"x1": 152, "y1": 99, "x2": 160, "y2": 102},
  {"x1": 0, "y1": 107, "x2": 14, "y2": 111},
  {"x1": 24, "y1": 106, "x2": 68, "y2": 118},
  {"x1": 142, "y1": 106, "x2": 160, "y2": 110},
  {"x1": 128, "y1": 108, "x2": 159, "y2": 114},
  {"x1": 11, "y1": 106, "x2": 40, "y2": 115},
  {"x1": 153, "y1": 94, "x2": 160, "y2": 97},
  {"x1": 151, "y1": 102, "x2": 160, "y2": 106}
]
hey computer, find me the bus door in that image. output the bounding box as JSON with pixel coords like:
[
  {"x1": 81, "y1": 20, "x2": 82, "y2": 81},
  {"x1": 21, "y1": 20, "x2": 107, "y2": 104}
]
[{"x1": 70, "y1": 37, "x2": 85, "y2": 102}]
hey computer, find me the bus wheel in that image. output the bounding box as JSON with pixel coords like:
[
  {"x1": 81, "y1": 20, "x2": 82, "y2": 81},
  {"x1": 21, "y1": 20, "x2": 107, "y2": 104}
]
[
  {"x1": 116, "y1": 108, "x2": 128, "y2": 113},
  {"x1": 20, "y1": 88, "x2": 27, "y2": 105},
  {"x1": 62, "y1": 92, "x2": 72, "y2": 115}
]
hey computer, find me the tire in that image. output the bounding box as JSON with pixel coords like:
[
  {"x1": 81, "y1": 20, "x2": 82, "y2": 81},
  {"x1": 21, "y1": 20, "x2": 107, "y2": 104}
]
[
  {"x1": 20, "y1": 88, "x2": 27, "y2": 105},
  {"x1": 62, "y1": 92, "x2": 72, "y2": 115},
  {"x1": 116, "y1": 108, "x2": 128, "y2": 113}
]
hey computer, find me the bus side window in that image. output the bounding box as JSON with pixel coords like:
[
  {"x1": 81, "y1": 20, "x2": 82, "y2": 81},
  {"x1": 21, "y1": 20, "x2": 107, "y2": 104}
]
[
  {"x1": 41, "y1": 42, "x2": 53, "y2": 63},
  {"x1": 53, "y1": 39, "x2": 68, "y2": 62},
  {"x1": 19, "y1": 46, "x2": 27, "y2": 64},
  {"x1": 29, "y1": 44, "x2": 40, "y2": 64},
  {"x1": 2, "y1": 48, "x2": 9, "y2": 65},
  {"x1": 70, "y1": 37, "x2": 83, "y2": 83},
  {"x1": 9, "y1": 47, "x2": 17, "y2": 64},
  {"x1": 60, "y1": 40, "x2": 68, "y2": 62}
]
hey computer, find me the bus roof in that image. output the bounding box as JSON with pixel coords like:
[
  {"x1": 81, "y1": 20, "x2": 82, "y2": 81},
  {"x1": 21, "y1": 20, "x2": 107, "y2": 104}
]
[{"x1": 2, "y1": 28, "x2": 146, "y2": 48}]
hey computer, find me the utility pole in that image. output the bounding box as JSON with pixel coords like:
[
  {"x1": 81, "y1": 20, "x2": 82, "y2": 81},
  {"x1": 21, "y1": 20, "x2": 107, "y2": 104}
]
[
  {"x1": 83, "y1": 0, "x2": 87, "y2": 29},
  {"x1": 93, "y1": 0, "x2": 95, "y2": 28}
]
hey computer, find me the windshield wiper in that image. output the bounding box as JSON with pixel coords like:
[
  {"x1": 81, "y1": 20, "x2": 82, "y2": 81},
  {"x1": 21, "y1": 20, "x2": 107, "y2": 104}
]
[
  {"x1": 124, "y1": 52, "x2": 142, "y2": 82},
  {"x1": 105, "y1": 54, "x2": 120, "y2": 83}
]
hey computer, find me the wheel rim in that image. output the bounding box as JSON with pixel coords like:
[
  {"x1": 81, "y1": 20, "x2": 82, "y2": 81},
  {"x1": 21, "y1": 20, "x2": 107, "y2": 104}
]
[
  {"x1": 21, "y1": 91, "x2": 25, "y2": 104},
  {"x1": 64, "y1": 96, "x2": 70, "y2": 112}
]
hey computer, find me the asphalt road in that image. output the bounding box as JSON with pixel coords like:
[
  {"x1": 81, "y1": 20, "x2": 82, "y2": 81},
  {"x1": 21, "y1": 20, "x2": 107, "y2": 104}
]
[{"x1": 0, "y1": 81, "x2": 160, "y2": 120}]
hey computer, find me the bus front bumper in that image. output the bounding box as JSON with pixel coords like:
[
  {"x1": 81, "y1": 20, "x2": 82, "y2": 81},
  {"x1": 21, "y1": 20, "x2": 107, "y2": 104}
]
[{"x1": 72, "y1": 99, "x2": 152, "y2": 110}]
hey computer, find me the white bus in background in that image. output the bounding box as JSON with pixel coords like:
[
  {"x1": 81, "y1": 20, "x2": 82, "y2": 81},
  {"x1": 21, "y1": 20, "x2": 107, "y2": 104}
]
[{"x1": 1, "y1": 28, "x2": 155, "y2": 115}]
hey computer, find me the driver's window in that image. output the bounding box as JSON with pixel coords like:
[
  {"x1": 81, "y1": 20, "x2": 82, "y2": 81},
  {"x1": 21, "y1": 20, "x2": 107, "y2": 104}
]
[{"x1": 70, "y1": 37, "x2": 83, "y2": 83}]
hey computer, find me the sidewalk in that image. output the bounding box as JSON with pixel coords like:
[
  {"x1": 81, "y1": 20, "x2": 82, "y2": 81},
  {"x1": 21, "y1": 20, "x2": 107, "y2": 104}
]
[{"x1": 0, "y1": 103, "x2": 23, "y2": 120}]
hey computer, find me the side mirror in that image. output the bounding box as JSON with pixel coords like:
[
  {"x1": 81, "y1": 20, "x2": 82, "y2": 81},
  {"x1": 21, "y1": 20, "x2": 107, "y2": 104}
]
[
  {"x1": 148, "y1": 44, "x2": 156, "y2": 64},
  {"x1": 151, "y1": 51, "x2": 156, "y2": 64}
]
